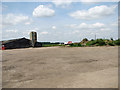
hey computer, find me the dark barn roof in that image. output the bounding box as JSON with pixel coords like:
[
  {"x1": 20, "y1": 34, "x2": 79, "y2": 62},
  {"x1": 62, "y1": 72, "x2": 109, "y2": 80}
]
[
  {"x1": 2, "y1": 38, "x2": 32, "y2": 49},
  {"x1": 1, "y1": 37, "x2": 41, "y2": 50}
]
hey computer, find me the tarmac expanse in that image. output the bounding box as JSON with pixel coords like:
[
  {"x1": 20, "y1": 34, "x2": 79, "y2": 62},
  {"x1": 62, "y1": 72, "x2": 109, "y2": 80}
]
[{"x1": 2, "y1": 46, "x2": 118, "y2": 88}]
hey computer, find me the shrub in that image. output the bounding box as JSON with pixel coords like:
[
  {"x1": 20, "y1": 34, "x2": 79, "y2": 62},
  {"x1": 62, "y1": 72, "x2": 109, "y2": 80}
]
[
  {"x1": 78, "y1": 43, "x2": 82, "y2": 47},
  {"x1": 110, "y1": 38, "x2": 113, "y2": 41},
  {"x1": 96, "y1": 39, "x2": 106, "y2": 46},
  {"x1": 86, "y1": 40, "x2": 96, "y2": 46},
  {"x1": 91, "y1": 40, "x2": 97, "y2": 45},
  {"x1": 91, "y1": 39, "x2": 94, "y2": 41},
  {"x1": 114, "y1": 39, "x2": 120, "y2": 45},
  {"x1": 69, "y1": 43, "x2": 74, "y2": 47},
  {"x1": 96, "y1": 44, "x2": 99, "y2": 46},
  {"x1": 69, "y1": 43, "x2": 82, "y2": 47},
  {"x1": 83, "y1": 38, "x2": 88, "y2": 42},
  {"x1": 86, "y1": 39, "x2": 106, "y2": 46},
  {"x1": 108, "y1": 42, "x2": 115, "y2": 46},
  {"x1": 73, "y1": 43, "x2": 78, "y2": 47}
]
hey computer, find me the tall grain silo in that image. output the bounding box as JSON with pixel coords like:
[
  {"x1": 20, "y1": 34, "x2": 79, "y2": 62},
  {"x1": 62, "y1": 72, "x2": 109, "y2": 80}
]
[{"x1": 30, "y1": 31, "x2": 37, "y2": 47}]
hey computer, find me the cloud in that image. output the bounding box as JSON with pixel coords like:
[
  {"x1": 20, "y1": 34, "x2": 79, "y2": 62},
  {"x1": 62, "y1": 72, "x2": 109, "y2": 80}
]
[
  {"x1": 2, "y1": 4, "x2": 8, "y2": 10},
  {"x1": 33, "y1": 5, "x2": 55, "y2": 17},
  {"x1": 92, "y1": 23, "x2": 105, "y2": 28},
  {"x1": 3, "y1": 13, "x2": 31, "y2": 26},
  {"x1": 26, "y1": 28, "x2": 39, "y2": 35},
  {"x1": 72, "y1": 30, "x2": 80, "y2": 34},
  {"x1": 67, "y1": 22, "x2": 106, "y2": 30},
  {"x1": 0, "y1": 15, "x2": 2, "y2": 29},
  {"x1": 80, "y1": 0, "x2": 99, "y2": 5},
  {"x1": 5, "y1": 29, "x2": 18, "y2": 33},
  {"x1": 39, "y1": 31, "x2": 48, "y2": 35},
  {"x1": 25, "y1": 22, "x2": 31, "y2": 25},
  {"x1": 80, "y1": 0, "x2": 120, "y2": 2},
  {"x1": 80, "y1": 0, "x2": 97, "y2": 2},
  {"x1": 111, "y1": 21, "x2": 118, "y2": 27},
  {"x1": 52, "y1": 0, "x2": 73, "y2": 8},
  {"x1": 69, "y1": 5, "x2": 117, "y2": 20},
  {"x1": 66, "y1": 22, "x2": 118, "y2": 40},
  {"x1": 52, "y1": 26, "x2": 56, "y2": 30},
  {"x1": 100, "y1": 28, "x2": 111, "y2": 31}
]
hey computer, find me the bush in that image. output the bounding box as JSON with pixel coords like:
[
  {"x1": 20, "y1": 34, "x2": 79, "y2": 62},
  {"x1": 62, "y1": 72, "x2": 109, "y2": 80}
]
[
  {"x1": 83, "y1": 38, "x2": 88, "y2": 42},
  {"x1": 96, "y1": 44, "x2": 99, "y2": 46},
  {"x1": 78, "y1": 43, "x2": 82, "y2": 47},
  {"x1": 69, "y1": 43, "x2": 82, "y2": 47},
  {"x1": 86, "y1": 40, "x2": 97, "y2": 46},
  {"x1": 91, "y1": 39, "x2": 94, "y2": 41},
  {"x1": 108, "y1": 42, "x2": 115, "y2": 46},
  {"x1": 69, "y1": 43, "x2": 74, "y2": 47},
  {"x1": 91, "y1": 40, "x2": 97, "y2": 45},
  {"x1": 114, "y1": 39, "x2": 120, "y2": 45},
  {"x1": 86, "y1": 39, "x2": 106, "y2": 46},
  {"x1": 110, "y1": 38, "x2": 113, "y2": 41},
  {"x1": 96, "y1": 39, "x2": 106, "y2": 46}
]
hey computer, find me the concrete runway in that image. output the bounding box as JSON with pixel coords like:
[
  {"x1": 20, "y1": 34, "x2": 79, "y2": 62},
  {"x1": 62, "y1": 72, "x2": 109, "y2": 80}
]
[{"x1": 2, "y1": 46, "x2": 118, "y2": 88}]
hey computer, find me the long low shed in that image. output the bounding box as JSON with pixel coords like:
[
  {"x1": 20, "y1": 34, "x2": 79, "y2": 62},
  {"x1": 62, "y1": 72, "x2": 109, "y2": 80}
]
[{"x1": 1, "y1": 38, "x2": 42, "y2": 49}]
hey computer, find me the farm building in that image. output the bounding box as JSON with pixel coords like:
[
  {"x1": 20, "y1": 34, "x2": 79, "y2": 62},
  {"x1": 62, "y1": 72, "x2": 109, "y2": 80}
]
[
  {"x1": 1, "y1": 37, "x2": 42, "y2": 49},
  {"x1": 1, "y1": 31, "x2": 42, "y2": 49},
  {"x1": 2, "y1": 38, "x2": 32, "y2": 49}
]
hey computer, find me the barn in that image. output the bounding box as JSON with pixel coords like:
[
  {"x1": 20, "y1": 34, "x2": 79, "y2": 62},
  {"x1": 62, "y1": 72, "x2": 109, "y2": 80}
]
[{"x1": 2, "y1": 38, "x2": 42, "y2": 49}]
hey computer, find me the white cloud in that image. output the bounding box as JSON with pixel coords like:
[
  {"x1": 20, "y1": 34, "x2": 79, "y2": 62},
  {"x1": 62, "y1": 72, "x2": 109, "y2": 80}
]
[
  {"x1": 33, "y1": 5, "x2": 55, "y2": 17},
  {"x1": 52, "y1": 26, "x2": 56, "y2": 30},
  {"x1": 0, "y1": 15, "x2": 2, "y2": 29},
  {"x1": 77, "y1": 23, "x2": 88, "y2": 29},
  {"x1": 52, "y1": 0, "x2": 73, "y2": 8},
  {"x1": 5, "y1": 29, "x2": 18, "y2": 33},
  {"x1": 111, "y1": 21, "x2": 118, "y2": 27},
  {"x1": 72, "y1": 30, "x2": 80, "y2": 34},
  {"x1": 2, "y1": 4, "x2": 8, "y2": 11},
  {"x1": 25, "y1": 22, "x2": 31, "y2": 25},
  {"x1": 27, "y1": 28, "x2": 39, "y2": 35},
  {"x1": 39, "y1": 31, "x2": 48, "y2": 35},
  {"x1": 80, "y1": 0, "x2": 120, "y2": 2},
  {"x1": 25, "y1": 18, "x2": 32, "y2": 25},
  {"x1": 80, "y1": 0, "x2": 99, "y2": 5},
  {"x1": 69, "y1": 5, "x2": 117, "y2": 20},
  {"x1": 3, "y1": 13, "x2": 31, "y2": 25},
  {"x1": 67, "y1": 22, "x2": 105, "y2": 29},
  {"x1": 80, "y1": 0, "x2": 97, "y2": 2},
  {"x1": 92, "y1": 23, "x2": 105, "y2": 28},
  {"x1": 46, "y1": 4, "x2": 53, "y2": 8},
  {"x1": 100, "y1": 28, "x2": 110, "y2": 31}
]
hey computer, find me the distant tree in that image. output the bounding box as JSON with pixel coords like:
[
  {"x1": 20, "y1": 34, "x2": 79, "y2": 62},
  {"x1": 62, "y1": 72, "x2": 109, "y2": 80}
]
[
  {"x1": 96, "y1": 39, "x2": 106, "y2": 46},
  {"x1": 69, "y1": 43, "x2": 74, "y2": 47},
  {"x1": 78, "y1": 43, "x2": 82, "y2": 47},
  {"x1": 108, "y1": 42, "x2": 115, "y2": 46},
  {"x1": 114, "y1": 39, "x2": 120, "y2": 45},
  {"x1": 110, "y1": 38, "x2": 113, "y2": 41},
  {"x1": 83, "y1": 38, "x2": 88, "y2": 42},
  {"x1": 91, "y1": 39, "x2": 94, "y2": 41}
]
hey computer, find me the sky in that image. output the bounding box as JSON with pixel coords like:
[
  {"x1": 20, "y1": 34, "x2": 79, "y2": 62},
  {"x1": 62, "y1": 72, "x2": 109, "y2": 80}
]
[{"x1": 1, "y1": 1, "x2": 119, "y2": 42}]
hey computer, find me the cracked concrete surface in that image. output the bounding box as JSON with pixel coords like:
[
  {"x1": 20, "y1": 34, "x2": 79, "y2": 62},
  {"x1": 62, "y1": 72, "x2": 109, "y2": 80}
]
[{"x1": 2, "y1": 46, "x2": 118, "y2": 88}]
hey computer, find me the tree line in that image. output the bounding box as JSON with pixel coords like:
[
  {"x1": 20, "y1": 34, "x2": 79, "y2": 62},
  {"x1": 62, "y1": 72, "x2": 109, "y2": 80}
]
[{"x1": 70, "y1": 38, "x2": 120, "y2": 47}]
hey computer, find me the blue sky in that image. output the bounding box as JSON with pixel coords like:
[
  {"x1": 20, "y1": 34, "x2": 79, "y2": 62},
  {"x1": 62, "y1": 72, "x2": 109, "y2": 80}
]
[{"x1": 1, "y1": 1, "x2": 119, "y2": 42}]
